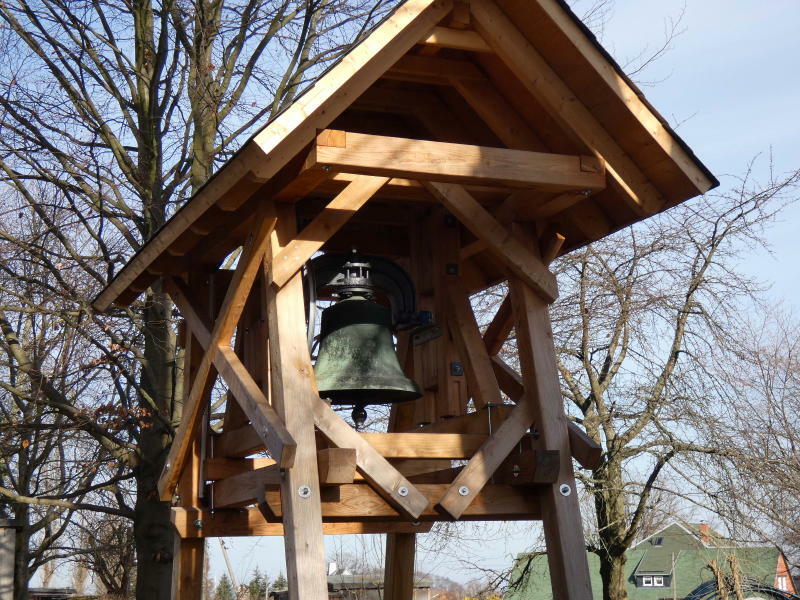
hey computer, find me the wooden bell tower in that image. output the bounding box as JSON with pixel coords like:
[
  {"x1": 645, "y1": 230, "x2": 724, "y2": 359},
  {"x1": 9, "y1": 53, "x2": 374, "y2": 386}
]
[{"x1": 93, "y1": 0, "x2": 717, "y2": 598}]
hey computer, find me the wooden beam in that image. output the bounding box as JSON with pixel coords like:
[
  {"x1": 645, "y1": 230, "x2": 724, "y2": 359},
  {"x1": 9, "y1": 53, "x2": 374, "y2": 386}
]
[
  {"x1": 422, "y1": 181, "x2": 558, "y2": 303},
  {"x1": 435, "y1": 392, "x2": 538, "y2": 519},
  {"x1": 211, "y1": 426, "x2": 490, "y2": 460},
  {"x1": 495, "y1": 449, "x2": 560, "y2": 485},
  {"x1": 317, "y1": 448, "x2": 357, "y2": 485},
  {"x1": 430, "y1": 208, "x2": 466, "y2": 419},
  {"x1": 213, "y1": 464, "x2": 282, "y2": 508},
  {"x1": 158, "y1": 207, "x2": 293, "y2": 501},
  {"x1": 415, "y1": 404, "x2": 514, "y2": 434},
  {"x1": 205, "y1": 457, "x2": 276, "y2": 480},
  {"x1": 312, "y1": 399, "x2": 429, "y2": 520},
  {"x1": 384, "y1": 533, "x2": 416, "y2": 600},
  {"x1": 360, "y1": 432, "x2": 487, "y2": 459},
  {"x1": 265, "y1": 204, "x2": 328, "y2": 600},
  {"x1": 451, "y1": 78, "x2": 548, "y2": 151},
  {"x1": 259, "y1": 482, "x2": 541, "y2": 521},
  {"x1": 446, "y1": 278, "x2": 503, "y2": 409},
  {"x1": 471, "y1": 0, "x2": 665, "y2": 216},
  {"x1": 172, "y1": 507, "x2": 433, "y2": 538},
  {"x1": 385, "y1": 54, "x2": 485, "y2": 83},
  {"x1": 171, "y1": 329, "x2": 205, "y2": 600},
  {"x1": 565, "y1": 420, "x2": 602, "y2": 471},
  {"x1": 214, "y1": 424, "x2": 264, "y2": 458},
  {"x1": 270, "y1": 174, "x2": 389, "y2": 288},
  {"x1": 307, "y1": 130, "x2": 605, "y2": 192},
  {"x1": 419, "y1": 26, "x2": 491, "y2": 52},
  {"x1": 507, "y1": 222, "x2": 592, "y2": 599},
  {"x1": 490, "y1": 355, "x2": 602, "y2": 470},
  {"x1": 482, "y1": 294, "x2": 514, "y2": 356}
]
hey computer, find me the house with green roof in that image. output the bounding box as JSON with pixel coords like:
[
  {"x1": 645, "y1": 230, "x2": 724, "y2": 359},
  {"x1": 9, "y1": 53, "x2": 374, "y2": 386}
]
[{"x1": 506, "y1": 523, "x2": 796, "y2": 600}]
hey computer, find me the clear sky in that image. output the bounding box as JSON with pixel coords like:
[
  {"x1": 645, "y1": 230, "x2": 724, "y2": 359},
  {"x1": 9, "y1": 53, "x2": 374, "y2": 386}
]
[
  {"x1": 203, "y1": 0, "x2": 800, "y2": 588},
  {"x1": 35, "y1": 0, "x2": 798, "y2": 592}
]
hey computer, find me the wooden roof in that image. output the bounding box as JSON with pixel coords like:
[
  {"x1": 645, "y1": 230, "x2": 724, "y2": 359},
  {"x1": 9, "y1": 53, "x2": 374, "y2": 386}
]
[{"x1": 93, "y1": 0, "x2": 717, "y2": 311}]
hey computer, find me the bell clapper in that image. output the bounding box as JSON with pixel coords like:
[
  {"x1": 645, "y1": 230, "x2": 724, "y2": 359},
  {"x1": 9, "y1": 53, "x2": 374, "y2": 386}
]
[{"x1": 352, "y1": 403, "x2": 368, "y2": 430}]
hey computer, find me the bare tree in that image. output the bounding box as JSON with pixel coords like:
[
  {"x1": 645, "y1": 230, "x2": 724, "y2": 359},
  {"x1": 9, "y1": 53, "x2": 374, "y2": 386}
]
[
  {"x1": 496, "y1": 165, "x2": 800, "y2": 600},
  {"x1": 678, "y1": 309, "x2": 800, "y2": 567},
  {"x1": 0, "y1": 0, "x2": 396, "y2": 598}
]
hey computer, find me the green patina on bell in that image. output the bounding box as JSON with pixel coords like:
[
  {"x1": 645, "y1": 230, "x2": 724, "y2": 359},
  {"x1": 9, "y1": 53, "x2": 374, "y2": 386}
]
[{"x1": 314, "y1": 296, "x2": 421, "y2": 406}]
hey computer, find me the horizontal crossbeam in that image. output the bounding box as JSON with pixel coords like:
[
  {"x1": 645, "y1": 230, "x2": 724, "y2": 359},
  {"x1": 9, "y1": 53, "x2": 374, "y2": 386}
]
[
  {"x1": 260, "y1": 483, "x2": 542, "y2": 521},
  {"x1": 172, "y1": 507, "x2": 433, "y2": 538},
  {"x1": 306, "y1": 130, "x2": 605, "y2": 192}
]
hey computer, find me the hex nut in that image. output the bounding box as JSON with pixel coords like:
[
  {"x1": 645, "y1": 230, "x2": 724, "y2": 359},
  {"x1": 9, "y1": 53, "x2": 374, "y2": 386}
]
[
  {"x1": 559, "y1": 483, "x2": 572, "y2": 497},
  {"x1": 458, "y1": 485, "x2": 470, "y2": 497},
  {"x1": 397, "y1": 486, "x2": 409, "y2": 497},
  {"x1": 298, "y1": 485, "x2": 312, "y2": 499}
]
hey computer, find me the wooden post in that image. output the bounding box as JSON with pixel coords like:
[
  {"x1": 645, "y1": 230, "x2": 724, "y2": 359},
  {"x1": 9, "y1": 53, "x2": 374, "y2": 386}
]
[
  {"x1": 508, "y1": 223, "x2": 592, "y2": 600},
  {"x1": 171, "y1": 326, "x2": 206, "y2": 600},
  {"x1": 384, "y1": 533, "x2": 416, "y2": 600},
  {"x1": 265, "y1": 204, "x2": 328, "y2": 600}
]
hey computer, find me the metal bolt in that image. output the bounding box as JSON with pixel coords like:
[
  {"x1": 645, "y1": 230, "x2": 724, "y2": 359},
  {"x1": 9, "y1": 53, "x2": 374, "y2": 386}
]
[
  {"x1": 322, "y1": 164, "x2": 332, "y2": 172},
  {"x1": 450, "y1": 362, "x2": 464, "y2": 377},
  {"x1": 298, "y1": 485, "x2": 312, "y2": 499},
  {"x1": 411, "y1": 521, "x2": 421, "y2": 527},
  {"x1": 559, "y1": 483, "x2": 572, "y2": 497},
  {"x1": 397, "y1": 486, "x2": 409, "y2": 497},
  {"x1": 193, "y1": 519, "x2": 203, "y2": 530},
  {"x1": 512, "y1": 464, "x2": 521, "y2": 478},
  {"x1": 458, "y1": 485, "x2": 470, "y2": 497}
]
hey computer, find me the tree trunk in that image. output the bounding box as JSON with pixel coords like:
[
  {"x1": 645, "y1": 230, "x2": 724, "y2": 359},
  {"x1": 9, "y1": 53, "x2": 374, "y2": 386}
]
[
  {"x1": 594, "y1": 458, "x2": 629, "y2": 600},
  {"x1": 13, "y1": 505, "x2": 29, "y2": 600},
  {"x1": 134, "y1": 284, "x2": 178, "y2": 600},
  {"x1": 598, "y1": 551, "x2": 627, "y2": 600}
]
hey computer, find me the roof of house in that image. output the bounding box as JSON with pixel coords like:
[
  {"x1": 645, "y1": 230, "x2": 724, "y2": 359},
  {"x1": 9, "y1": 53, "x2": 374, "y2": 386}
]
[
  {"x1": 507, "y1": 523, "x2": 787, "y2": 600},
  {"x1": 93, "y1": 0, "x2": 718, "y2": 312}
]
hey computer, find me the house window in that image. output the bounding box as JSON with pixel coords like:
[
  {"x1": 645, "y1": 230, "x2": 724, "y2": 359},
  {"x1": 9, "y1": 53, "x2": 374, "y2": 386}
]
[
  {"x1": 642, "y1": 577, "x2": 653, "y2": 587},
  {"x1": 653, "y1": 537, "x2": 664, "y2": 546},
  {"x1": 777, "y1": 576, "x2": 788, "y2": 591},
  {"x1": 654, "y1": 576, "x2": 664, "y2": 587}
]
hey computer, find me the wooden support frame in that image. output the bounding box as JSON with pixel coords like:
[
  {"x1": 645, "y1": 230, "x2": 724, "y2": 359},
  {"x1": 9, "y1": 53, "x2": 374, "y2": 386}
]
[
  {"x1": 306, "y1": 130, "x2": 605, "y2": 192},
  {"x1": 164, "y1": 278, "x2": 296, "y2": 468},
  {"x1": 158, "y1": 207, "x2": 295, "y2": 501}
]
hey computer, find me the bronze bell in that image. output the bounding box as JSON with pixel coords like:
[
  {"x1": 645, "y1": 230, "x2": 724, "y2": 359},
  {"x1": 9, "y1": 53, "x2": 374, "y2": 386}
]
[{"x1": 314, "y1": 296, "x2": 421, "y2": 428}]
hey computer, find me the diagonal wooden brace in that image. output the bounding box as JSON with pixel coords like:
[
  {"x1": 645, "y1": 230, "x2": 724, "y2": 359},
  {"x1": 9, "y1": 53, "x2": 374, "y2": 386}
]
[
  {"x1": 421, "y1": 180, "x2": 558, "y2": 303},
  {"x1": 164, "y1": 277, "x2": 296, "y2": 482},
  {"x1": 158, "y1": 208, "x2": 284, "y2": 500},
  {"x1": 435, "y1": 393, "x2": 537, "y2": 519},
  {"x1": 270, "y1": 174, "x2": 389, "y2": 288},
  {"x1": 312, "y1": 398, "x2": 429, "y2": 520}
]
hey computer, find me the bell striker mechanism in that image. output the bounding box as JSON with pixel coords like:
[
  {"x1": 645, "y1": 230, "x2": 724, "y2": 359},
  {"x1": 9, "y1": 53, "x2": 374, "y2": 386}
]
[{"x1": 308, "y1": 252, "x2": 422, "y2": 428}]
